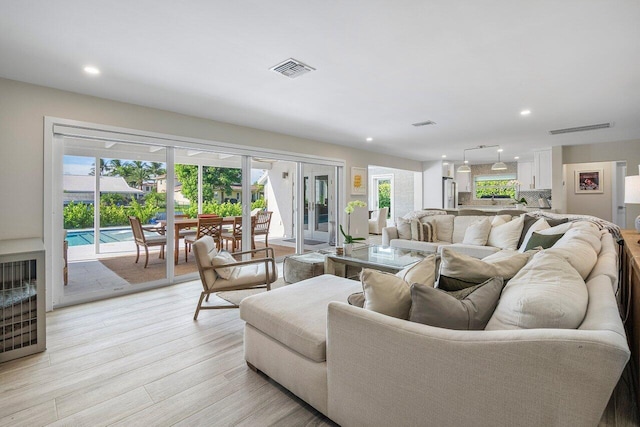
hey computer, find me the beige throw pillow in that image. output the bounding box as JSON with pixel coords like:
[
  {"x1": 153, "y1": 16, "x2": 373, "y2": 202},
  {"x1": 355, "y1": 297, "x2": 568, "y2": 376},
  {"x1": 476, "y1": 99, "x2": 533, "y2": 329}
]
[
  {"x1": 438, "y1": 247, "x2": 531, "y2": 291},
  {"x1": 212, "y1": 251, "x2": 237, "y2": 279},
  {"x1": 396, "y1": 218, "x2": 412, "y2": 240},
  {"x1": 462, "y1": 218, "x2": 492, "y2": 246},
  {"x1": 487, "y1": 215, "x2": 524, "y2": 250},
  {"x1": 361, "y1": 255, "x2": 437, "y2": 319},
  {"x1": 409, "y1": 277, "x2": 505, "y2": 330},
  {"x1": 362, "y1": 269, "x2": 412, "y2": 319}
]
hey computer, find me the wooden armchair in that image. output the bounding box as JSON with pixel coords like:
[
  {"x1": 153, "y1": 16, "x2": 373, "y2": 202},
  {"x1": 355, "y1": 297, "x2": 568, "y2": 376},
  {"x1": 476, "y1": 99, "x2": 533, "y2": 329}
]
[
  {"x1": 128, "y1": 216, "x2": 167, "y2": 268},
  {"x1": 192, "y1": 235, "x2": 277, "y2": 319}
]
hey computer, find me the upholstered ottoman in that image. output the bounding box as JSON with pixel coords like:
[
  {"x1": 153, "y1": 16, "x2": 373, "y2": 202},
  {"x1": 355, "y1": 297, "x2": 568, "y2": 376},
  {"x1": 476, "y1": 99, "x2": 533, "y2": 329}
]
[
  {"x1": 283, "y1": 252, "x2": 326, "y2": 283},
  {"x1": 239, "y1": 274, "x2": 361, "y2": 415}
]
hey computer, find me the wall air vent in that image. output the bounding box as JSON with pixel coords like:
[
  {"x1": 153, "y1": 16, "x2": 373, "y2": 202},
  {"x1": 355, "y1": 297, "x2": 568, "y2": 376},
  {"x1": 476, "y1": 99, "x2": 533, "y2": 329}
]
[
  {"x1": 412, "y1": 120, "x2": 436, "y2": 127},
  {"x1": 270, "y1": 58, "x2": 315, "y2": 78},
  {"x1": 549, "y1": 123, "x2": 612, "y2": 135}
]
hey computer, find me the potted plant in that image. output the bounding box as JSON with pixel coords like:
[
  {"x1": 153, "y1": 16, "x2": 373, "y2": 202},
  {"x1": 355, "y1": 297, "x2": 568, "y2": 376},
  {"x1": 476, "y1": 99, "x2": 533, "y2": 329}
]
[{"x1": 339, "y1": 200, "x2": 367, "y2": 255}]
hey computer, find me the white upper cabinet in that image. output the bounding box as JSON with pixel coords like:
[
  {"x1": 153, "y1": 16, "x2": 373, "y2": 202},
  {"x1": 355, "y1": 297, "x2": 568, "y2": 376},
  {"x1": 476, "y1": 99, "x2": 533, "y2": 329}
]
[
  {"x1": 533, "y1": 149, "x2": 552, "y2": 189},
  {"x1": 517, "y1": 161, "x2": 534, "y2": 190},
  {"x1": 455, "y1": 167, "x2": 471, "y2": 192}
]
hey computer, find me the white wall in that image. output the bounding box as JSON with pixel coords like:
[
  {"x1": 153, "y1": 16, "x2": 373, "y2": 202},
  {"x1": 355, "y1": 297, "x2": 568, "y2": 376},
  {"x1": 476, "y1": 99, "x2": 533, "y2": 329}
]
[
  {"x1": 422, "y1": 160, "x2": 443, "y2": 209},
  {"x1": 562, "y1": 139, "x2": 640, "y2": 229},
  {"x1": 0, "y1": 77, "x2": 421, "y2": 241},
  {"x1": 564, "y1": 161, "x2": 614, "y2": 221}
]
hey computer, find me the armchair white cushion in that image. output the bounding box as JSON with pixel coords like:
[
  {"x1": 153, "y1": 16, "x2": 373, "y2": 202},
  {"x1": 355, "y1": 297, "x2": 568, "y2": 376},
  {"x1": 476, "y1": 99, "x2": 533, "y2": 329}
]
[{"x1": 368, "y1": 207, "x2": 388, "y2": 234}]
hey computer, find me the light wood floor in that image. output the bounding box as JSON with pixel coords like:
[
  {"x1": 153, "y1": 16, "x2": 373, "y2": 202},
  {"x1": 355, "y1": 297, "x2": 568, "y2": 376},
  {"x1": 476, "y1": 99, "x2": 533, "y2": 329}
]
[{"x1": 0, "y1": 278, "x2": 638, "y2": 426}]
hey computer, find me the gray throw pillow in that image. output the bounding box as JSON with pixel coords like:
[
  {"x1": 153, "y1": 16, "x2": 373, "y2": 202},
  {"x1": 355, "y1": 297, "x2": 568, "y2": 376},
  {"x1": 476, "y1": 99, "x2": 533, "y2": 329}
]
[
  {"x1": 524, "y1": 232, "x2": 564, "y2": 251},
  {"x1": 347, "y1": 292, "x2": 365, "y2": 308},
  {"x1": 409, "y1": 277, "x2": 505, "y2": 330},
  {"x1": 518, "y1": 215, "x2": 568, "y2": 247}
]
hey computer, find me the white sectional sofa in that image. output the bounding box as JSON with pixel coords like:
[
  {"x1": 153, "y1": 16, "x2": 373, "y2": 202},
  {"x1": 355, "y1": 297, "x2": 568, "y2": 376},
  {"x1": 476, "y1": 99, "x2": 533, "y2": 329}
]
[{"x1": 239, "y1": 221, "x2": 629, "y2": 426}]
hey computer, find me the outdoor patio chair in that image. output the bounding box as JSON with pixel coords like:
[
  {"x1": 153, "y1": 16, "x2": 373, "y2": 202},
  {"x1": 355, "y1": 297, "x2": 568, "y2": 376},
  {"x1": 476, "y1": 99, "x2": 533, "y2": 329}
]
[
  {"x1": 192, "y1": 235, "x2": 276, "y2": 319},
  {"x1": 252, "y1": 211, "x2": 273, "y2": 250},
  {"x1": 368, "y1": 207, "x2": 388, "y2": 234},
  {"x1": 128, "y1": 216, "x2": 167, "y2": 268},
  {"x1": 184, "y1": 215, "x2": 223, "y2": 261},
  {"x1": 221, "y1": 216, "x2": 256, "y2": 252}
]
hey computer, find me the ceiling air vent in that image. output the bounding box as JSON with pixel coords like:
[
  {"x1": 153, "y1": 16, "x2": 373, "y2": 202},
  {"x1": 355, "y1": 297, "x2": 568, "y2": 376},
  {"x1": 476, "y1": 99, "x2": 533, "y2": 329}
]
[
  {"x1": 549, "y1": 123, "x2": 611, "y2": 135},
  {"x1": 412, "y1": 120, "x2": 436, "y2": 127},
  {"x1": 270, "y1": 58, "x2": 315, "y2": 78}
]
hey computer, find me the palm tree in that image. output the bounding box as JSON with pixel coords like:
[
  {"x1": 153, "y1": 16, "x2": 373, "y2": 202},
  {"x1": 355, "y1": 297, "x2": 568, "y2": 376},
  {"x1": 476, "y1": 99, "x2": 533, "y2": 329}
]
[
  {"x1": 89, "y1": 159, "x2": 108, "y2": 176},
  {"x1": 129, "y1": 161, "x2": 151, "y2": 190},
  {"x1": 148, "y1": 162, "x2": 166, "y2": 178}
]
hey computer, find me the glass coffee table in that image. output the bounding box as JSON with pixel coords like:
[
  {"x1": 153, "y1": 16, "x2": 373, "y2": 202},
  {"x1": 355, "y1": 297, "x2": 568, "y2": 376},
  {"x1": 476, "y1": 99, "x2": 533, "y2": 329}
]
[{"x1": 325, "y1": 245, "x2": 432, "y2": 278}]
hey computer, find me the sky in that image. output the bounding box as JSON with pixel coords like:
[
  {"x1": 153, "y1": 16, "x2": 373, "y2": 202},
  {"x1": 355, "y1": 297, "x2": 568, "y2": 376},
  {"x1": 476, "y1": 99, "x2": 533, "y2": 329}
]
[{"x1": 63, "y1": 156, "x2": 265, "y2": 183}]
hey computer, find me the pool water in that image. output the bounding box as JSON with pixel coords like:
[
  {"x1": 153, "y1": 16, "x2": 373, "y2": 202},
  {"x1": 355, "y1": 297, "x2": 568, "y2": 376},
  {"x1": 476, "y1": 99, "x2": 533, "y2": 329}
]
[{"x1": 66, "y1": 228, "x2": 134, "y2": 247}]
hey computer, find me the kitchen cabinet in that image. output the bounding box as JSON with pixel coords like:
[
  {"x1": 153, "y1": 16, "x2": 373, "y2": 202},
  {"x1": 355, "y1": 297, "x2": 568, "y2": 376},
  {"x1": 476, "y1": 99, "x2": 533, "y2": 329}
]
[
  {"x1": 517, "y1": 161, "x2": 534, "y2": 190},
  {"x1": 533, "y1": 149, "x2": 552, "y2": 189},
  {"x1": 455, "y1": 169, "x2": 471, "y2": 192}
]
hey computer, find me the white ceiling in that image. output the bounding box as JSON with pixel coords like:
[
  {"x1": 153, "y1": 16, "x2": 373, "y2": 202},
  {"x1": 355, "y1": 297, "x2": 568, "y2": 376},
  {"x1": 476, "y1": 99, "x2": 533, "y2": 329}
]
[{"x1": 2, "y1": 0, "x2": 640, "y2": 163}]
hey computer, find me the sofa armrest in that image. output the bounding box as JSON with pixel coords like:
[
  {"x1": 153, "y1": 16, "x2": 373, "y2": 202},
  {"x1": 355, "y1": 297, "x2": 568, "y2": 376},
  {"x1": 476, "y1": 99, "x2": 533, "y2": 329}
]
[
  {"x1": 326, "y1": 302, "x2": 629, "y2": 427},
  {"x1": 381, "y1": 226, "x2": 398, "y2": 246}
]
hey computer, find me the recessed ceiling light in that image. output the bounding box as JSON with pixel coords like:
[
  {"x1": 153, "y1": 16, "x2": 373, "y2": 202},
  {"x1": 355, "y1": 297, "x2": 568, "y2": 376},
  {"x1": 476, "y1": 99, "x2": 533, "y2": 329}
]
[
  {"x1": 514, "y1": 156, "x2": 520, "y2": 160},
  {"x1": 441, "y1": 155, "x2": 447, "y2": 158},
  {"x1": 365, "y1": 137, "x2": 373, "y2": 142},
  {"x1": 520, "y1": 110, "x2": 531, "y2": 116},
  {"x1": 497, "y1": 148, "x2": 504, "y2": 152},
  {"x1": 443, "y1": 162, "x2": 449, "y2": 166},
  {"x1": 84, "y1": 66, "x2": 100, "y2": 75}
]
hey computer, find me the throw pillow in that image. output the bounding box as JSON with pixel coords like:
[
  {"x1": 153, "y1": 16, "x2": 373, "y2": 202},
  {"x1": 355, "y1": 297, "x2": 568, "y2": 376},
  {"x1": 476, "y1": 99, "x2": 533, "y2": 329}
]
[
  {"x1": 524, "y1": 232, "x2": 564, "y2": 251},
  {"x1": 409, "y1": 277, "x2": 505, "y2": 330},
  {"x1": 347, "y1": 292, "x2": 365, "y2": 308},
  {"x1": 487, "y1": 215, "x2": 524, "y2": 250},
  {"x1": 518, "y1": 218, "x2": 550, "y2": 252},
  {"x1": 395, "y1": 255, "x2": 437, "y2": 287},
  {"x1": 491, "y1": 215, "x2": 512, "y2": 227},
  {"x1": 396, "y1": 218, "x2": 412, "y2": 240},
  {"x1": 438, "y1": 246, "x2": 531, "y2": 291},
  {"x1": 421, "y1": 221, "x2": 436, "y2": 242},
  {"x1": 410, "y1": 219, "x2": 423, "y2": 241},
  {"x1": 212, "y1": 251, "x2": 237, "y2": 280},
  {"x1": 517, "y1": 215, "x2": 539, "y2": 248},
  {"x1": 545, "y1": 227, "x2": 601, "y2": 279},
  {"x1": 536, "y1": 221, "x2": 572, "y2": 236},
  {"x1": 462, "y1": 218, "x2": 492, "y2": 246},
  {"x1": 485, "y1": 252, "x2": 588, "y2": 330},
  {"x1": 361, "y1": 269, "x2": 412, "y2": 319}
]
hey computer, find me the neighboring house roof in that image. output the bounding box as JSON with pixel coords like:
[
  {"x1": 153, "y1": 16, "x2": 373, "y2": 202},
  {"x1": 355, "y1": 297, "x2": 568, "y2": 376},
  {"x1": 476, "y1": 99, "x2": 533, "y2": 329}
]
[{"x1": 63, "y1": 175, "x2": 143, "y2": 194}]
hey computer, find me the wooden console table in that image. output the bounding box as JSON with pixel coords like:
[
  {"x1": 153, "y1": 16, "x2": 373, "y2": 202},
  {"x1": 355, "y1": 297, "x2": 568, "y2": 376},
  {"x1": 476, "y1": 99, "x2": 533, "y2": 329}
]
[{"x1": 620, "y1": 229, "x2": 640, "y2": 408}]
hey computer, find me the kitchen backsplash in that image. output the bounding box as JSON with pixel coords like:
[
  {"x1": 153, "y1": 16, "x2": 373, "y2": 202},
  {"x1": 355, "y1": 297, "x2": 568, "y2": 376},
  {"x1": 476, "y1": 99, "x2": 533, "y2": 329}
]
[{"x1": 458, "y1": 189, "x2": 551, "y2": 208}]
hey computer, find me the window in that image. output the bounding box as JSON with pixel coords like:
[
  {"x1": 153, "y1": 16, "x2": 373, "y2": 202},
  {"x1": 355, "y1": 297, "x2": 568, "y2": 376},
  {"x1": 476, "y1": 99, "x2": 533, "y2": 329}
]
[{"x1": 474, "y1": 174, "x2": 516, "y2": 199}]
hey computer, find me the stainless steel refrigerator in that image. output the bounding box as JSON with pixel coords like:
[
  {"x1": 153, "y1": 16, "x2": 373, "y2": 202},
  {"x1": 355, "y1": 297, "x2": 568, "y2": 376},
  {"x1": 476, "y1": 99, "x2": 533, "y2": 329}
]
[{"x1": 442, "y1": 177, "x2": 457, "y2": 209}]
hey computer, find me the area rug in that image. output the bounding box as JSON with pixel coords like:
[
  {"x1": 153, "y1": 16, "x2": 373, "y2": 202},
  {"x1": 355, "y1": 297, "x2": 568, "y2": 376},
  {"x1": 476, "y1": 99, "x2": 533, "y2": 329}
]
[
  {"x1": 98, "y1": 253, "x2": 198, "y2": 284},
  {"x1": 216, "y1": 278, "x2": 287, "y2": 305},
  {"x1": 282, "y1": 238, "x2": 326, "y2": 245}
]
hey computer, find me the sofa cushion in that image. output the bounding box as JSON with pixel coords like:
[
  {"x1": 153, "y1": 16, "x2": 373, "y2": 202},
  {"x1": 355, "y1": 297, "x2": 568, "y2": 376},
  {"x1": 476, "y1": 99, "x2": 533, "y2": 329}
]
[
  {"x1": 462, "y1": 218, "x2": 492, "y2": 246},
  {"x1": 545, "y1": 225, "x2": 601, "y2": 279},
  {"x1": 347, "y1": 292, "x2": 365, "y2": 307},
  {"x1": 487, "y1": 215, "x2": 524, "y2": 250},
  {"x1": 485, "y1": 252, "x2": 588, "y2": 330},
  {"x1": 537, "y1": 221, "x2": 572, "y2": 235},
  {"x1": 395, "y1": 255, "x2": 437, "y2": 286},
  {"x1": 524, "y1": 231, "x2": 564, "y2": 251},
  {"x1": 239, "y1": 274, "x2": 361, "y2": 362},
  {"x1": 518, "y1": 218, "x2": 550, "y2": 252},
  {"x1": 409, "y1": 277, "x2": 504, "y2": 330},
  {"x1": 438, "y1": 246, "x2": 531, "y2": 291}
]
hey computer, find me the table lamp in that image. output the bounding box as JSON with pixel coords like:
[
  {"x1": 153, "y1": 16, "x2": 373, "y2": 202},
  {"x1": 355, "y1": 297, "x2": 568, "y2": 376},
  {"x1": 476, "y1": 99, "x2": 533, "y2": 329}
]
[{"x1": 625, "y1": 174, "x2": 640, "y2": 238}]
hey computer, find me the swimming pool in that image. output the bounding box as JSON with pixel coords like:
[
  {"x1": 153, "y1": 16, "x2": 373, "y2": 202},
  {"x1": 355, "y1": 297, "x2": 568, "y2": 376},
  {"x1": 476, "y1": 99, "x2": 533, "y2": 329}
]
[{"x1": 66, "y1": 228, "x2": 134, "y2": 247}]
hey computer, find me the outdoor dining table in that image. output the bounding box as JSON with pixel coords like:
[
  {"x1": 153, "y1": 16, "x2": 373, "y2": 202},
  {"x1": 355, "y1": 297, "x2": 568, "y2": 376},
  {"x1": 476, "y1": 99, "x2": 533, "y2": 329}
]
[{"x1": 158, "y1": 217, "x2": 237, "y2": 264}]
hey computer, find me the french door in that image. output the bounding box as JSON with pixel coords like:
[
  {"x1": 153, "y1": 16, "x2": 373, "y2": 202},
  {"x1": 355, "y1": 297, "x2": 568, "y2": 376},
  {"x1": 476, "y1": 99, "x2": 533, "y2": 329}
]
[{"x1": 303, "y1": 165, "x2": 335, "y2": 242}]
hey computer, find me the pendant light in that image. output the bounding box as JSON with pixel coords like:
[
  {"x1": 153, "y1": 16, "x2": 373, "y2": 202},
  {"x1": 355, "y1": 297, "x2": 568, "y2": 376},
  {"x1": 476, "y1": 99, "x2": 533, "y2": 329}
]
[
  {"x1": 491, "y1": 148, "x2": 507, "y2": 171},
  {"x1": 457, "y1": 148, "x2": 471, "y2": 173}
]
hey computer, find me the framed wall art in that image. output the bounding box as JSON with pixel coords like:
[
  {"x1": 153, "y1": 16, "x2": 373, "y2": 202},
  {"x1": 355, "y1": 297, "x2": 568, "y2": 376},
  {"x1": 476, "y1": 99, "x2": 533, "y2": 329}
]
[
  {"x1": 351, "y1": 167, "x2": 367, "y2": 195},
  {"x1": 575, "y1": 169, "x2": 603, "y2": 194}
]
